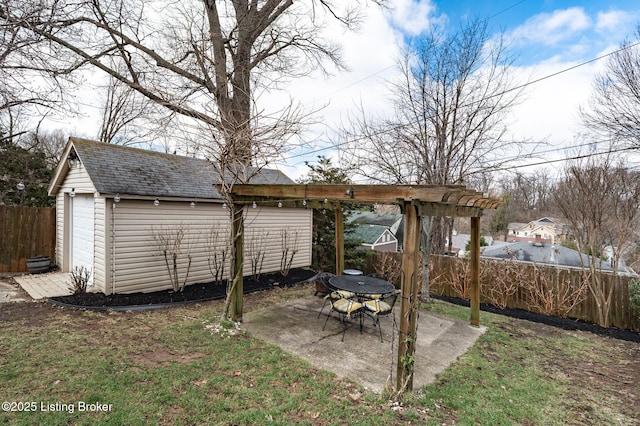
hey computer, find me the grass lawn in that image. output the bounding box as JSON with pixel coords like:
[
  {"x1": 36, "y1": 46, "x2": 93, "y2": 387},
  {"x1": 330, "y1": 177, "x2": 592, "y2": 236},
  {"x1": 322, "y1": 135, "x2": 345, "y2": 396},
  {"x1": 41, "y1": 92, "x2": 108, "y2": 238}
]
[{"x1": 1, "y1": 283, "x2": 638, "y2": 425}]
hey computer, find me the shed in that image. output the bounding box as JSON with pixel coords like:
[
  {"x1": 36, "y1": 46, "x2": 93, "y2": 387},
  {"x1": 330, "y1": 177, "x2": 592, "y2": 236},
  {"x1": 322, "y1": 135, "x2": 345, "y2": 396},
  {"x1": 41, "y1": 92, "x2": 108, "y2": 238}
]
[
  {"x1": 47, "y1": 138, "x2": 312, "y2": 294},
  {"x1": 347, "y1": 211, "x2": 402, "y2": 252}
]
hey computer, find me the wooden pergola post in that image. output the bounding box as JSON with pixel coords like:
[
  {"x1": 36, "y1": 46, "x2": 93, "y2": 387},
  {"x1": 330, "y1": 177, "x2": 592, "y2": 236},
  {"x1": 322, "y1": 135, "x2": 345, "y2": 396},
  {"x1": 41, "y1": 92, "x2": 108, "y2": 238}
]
[
  {"x1": 230, "y1": 204, "x2": 245, "y2": 321},
  {"x1": 397, "y1": 201, "x2": 421, "y2": 391},
  {"x1": 335, "y1": 203, "x2": 344, "y2": 275},
  {"x1": 470, "y1": 216, "x2": 481, "y2": 326}
]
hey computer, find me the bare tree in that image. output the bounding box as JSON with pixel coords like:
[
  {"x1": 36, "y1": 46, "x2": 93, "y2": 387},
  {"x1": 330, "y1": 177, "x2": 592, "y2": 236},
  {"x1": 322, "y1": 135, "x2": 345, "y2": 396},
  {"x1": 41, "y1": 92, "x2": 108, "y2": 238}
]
[
  {"x1": 495, "y1": 168, "x2": 558, "y2": 223},
  {"x1": 2, "y1": 0, "x2": 388, "y2": 321},
  {"x1": 553, "y1": 155, "x2": 640, "y2": 327},
  {"x1": 0, "y1": 5, "x2": 53, "y2": 112},
  {"x1": 1, "y1": 0, "x2": 385, "y2": 166},
  {"x1": 27, "y1": 127, "x2": 67, "y2": 168},
  {"x1": 342, "y1": 17, "x2": 526, "y2": 295},
  {"x1": 580, "y1": 25, "x2": 640, "y2": 147},
  {"x1": 98, "y1": 74, "x2": 156, "y2": 145}
]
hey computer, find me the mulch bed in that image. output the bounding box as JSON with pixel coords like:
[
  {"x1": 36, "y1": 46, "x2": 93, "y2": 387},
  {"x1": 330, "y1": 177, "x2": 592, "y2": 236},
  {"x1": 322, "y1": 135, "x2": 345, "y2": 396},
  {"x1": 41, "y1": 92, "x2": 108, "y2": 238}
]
[
  {"x1": 50, "y1": 268, "x2": 317, "y2": 308},
  {"x1": 432, "y1": 294, "x2": 640, "y2": 343},
  {"x1": 49, "y1": 268, "x2": 640, "y2": 343}
]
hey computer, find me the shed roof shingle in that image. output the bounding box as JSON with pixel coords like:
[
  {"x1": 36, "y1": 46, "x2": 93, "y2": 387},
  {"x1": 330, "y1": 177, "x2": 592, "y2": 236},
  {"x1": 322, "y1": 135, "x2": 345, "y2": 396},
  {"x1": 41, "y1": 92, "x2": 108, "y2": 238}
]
[{"x1": 54, "y1": 138, "x2": 294, "y2": 199}]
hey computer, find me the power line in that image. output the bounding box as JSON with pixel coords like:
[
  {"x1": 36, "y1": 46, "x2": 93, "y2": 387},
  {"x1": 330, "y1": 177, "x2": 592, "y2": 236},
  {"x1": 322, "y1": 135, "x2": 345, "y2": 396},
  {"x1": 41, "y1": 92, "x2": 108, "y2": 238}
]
[
  {"x1": 488, "y1": 0, "x2": 526, "y2": 21},
  {"x1": 300, "y1": 0, "x2": 528, "y2": 106},
  {"x1": 496, "y1": 40, "x2": 640, "y2": 100},
  {"x1": 276, "y1": 1, "x2": 534, "y2": 163},
  {"x1": 479, "y1": 145, "x2": 639, "y2": 175},
  {"x1": 281, "y1": 38, "x2": 640, "y2": 170},
  {"x1": 483, "y1": 137, "x2": 624, "y2": 169}
]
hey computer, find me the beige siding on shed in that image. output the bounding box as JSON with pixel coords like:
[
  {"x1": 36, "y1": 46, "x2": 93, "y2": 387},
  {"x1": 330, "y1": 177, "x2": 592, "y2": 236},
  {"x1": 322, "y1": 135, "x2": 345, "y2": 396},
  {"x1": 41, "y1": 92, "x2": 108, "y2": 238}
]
[
  {"x1": 53, "y1": 163, "x2": 97, "y2": 277},
  {"x1": 243, "y1": 206, "x2": 312, "y2": 276},
  {"x1": 110, "y1": 200, "x2": 312, "y2": 294},
  {"x1": 55, "y1": 192, "x2": 65, "y2": 268},
  {"x1": 92, "y1": 196, "x2": 107, "y2": 293}
]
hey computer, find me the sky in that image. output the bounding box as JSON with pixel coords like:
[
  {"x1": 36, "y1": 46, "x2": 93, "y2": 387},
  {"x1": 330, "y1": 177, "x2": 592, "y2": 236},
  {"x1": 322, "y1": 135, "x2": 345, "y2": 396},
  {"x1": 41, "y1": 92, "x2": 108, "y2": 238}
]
[
  {"x1": 270, "y1": 0, "x2": 640, "y2": 181},
  {"x1": 53, "y1": 0, "x2": 640, "y2": 184}
]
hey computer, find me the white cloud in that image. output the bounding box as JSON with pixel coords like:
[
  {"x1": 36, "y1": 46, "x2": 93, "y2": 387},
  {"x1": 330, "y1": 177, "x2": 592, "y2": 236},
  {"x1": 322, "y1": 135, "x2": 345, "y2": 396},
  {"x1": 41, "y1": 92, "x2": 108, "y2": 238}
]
[
  {"x1": 597, "y1": 10, "x2": 627, "y2": 32},
  {"x1": 388, "y1": 0, "x2": 440, "y2": 35},
  {"x1": 506, "y1": 59, "x2": 601, "y2": 146},
  {"x1": 273, "y1": 5, "x2": 403, "y2": 179},
  {"x1": 596, "y1": 10, "x2": 632, "y2": 31},
  {"x1": 509, "y1": 7, "x2": 591, "y2": 46},
  {"x1": 595, "y1": 9, "x2": 639, "y2": 42}
]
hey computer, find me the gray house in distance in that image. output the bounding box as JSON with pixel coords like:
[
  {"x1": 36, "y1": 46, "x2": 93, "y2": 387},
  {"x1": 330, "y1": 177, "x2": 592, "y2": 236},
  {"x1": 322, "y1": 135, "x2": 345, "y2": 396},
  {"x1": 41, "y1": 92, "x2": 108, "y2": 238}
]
[
  {"x1": 481, "y1": 241, "x2": 633, "y2": 274},
  {"x1": 347, "y1": 211, "x2": 402, "y2": 252},
  {"x1": 47, "y1": 138, "x2": 312, "y2": 294}
]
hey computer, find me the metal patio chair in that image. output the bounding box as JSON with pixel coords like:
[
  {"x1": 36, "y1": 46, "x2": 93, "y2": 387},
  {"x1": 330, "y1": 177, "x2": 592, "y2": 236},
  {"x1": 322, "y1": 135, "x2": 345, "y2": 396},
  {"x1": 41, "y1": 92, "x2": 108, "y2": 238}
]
[
  {"x1": 363, "y1": 289, "x2": 400, "y2": 342},
  {"x1": 322, "y1": 297, "x2": 364, "y2": 341},
  {"x1": 315, "y1": 272, "x2": 356, "y2": 319}
]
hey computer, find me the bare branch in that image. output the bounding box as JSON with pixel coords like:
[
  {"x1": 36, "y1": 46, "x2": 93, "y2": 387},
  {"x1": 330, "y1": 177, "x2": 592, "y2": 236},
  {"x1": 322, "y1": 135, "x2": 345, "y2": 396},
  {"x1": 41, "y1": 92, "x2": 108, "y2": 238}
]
[{"x1": 580, "y1": 26, "x2": 640, "y2": 147}]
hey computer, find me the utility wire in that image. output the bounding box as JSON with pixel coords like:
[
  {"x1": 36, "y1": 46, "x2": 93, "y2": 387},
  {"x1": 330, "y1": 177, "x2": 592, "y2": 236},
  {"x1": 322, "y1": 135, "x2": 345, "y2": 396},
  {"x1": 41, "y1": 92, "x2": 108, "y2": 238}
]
[
  {"x1": 488, "y1": 0, "x2": 526, "y2": 21},
  {"x1": 280, "y1": 39, "x2": 640, "y2": 170},
  {"x1": 476, "y1": 145, "x2": 639, "y2": 175}
]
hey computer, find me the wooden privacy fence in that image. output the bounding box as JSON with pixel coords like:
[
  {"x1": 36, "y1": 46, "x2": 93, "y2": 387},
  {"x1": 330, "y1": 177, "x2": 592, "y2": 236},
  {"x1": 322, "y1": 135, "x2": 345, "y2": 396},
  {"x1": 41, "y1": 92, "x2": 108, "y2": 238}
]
[
  {"x1": 0, "y1": 206, "x2": 56, "y2": 273},
  {"x1": 427, "y1": 254, "x2": 640, "y2": 332}
]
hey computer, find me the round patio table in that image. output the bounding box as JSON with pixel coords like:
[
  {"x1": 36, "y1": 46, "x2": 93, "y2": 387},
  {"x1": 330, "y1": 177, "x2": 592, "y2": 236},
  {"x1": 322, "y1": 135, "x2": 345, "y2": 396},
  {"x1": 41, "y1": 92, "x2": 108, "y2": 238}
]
[{"x1": 328, "y1": 275, "x2": 395, "y2": 297}]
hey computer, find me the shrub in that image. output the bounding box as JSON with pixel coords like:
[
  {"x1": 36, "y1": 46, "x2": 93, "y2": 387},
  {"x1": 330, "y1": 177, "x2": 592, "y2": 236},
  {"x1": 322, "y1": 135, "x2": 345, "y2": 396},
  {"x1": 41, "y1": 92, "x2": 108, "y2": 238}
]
[{"x1": 69, "y1": 266, "x2": 91, "y2": 294}]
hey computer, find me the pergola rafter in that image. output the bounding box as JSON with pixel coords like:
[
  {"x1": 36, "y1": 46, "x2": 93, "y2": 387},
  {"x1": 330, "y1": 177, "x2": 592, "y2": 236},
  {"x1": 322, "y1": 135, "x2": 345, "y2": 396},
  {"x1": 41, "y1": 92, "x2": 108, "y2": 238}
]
[{"x1": 221, "y1": 183, "x2": 501, "y2": 393}]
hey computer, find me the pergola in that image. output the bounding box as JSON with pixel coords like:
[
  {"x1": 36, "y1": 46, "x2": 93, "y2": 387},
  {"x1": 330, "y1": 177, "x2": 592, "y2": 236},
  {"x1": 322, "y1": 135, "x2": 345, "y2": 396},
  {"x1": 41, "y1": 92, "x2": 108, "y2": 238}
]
[{"x1": 222, "y1": 184, "x2": 501, "y2": 392}]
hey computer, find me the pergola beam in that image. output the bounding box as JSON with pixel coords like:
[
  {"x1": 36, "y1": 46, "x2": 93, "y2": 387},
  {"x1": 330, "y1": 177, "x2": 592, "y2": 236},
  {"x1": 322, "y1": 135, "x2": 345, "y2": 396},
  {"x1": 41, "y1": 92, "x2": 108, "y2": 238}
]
[{"x1": 229, "y1": 183, "x2": 478, "y2": 204}]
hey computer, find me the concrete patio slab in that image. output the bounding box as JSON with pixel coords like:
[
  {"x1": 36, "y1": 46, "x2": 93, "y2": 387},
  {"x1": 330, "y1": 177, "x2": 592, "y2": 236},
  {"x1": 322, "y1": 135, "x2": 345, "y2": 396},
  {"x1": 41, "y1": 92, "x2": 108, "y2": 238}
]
[
  {"x1": 242, "y1": 296, "x2": 486, "y2": 393},
  {"x1": 13, "y1": 272, "x2": 74, "y2": 299},
  {"x1": 0, "y1": 279, "x2": 30, "y2": 303}
]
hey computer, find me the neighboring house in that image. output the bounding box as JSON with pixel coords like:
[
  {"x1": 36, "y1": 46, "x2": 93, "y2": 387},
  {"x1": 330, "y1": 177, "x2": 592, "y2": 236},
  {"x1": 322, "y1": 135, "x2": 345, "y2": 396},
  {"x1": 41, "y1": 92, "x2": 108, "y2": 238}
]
[
  {"x1": 47, "y1": 137, "x2": 312, "y2": 294},
  {"x1": 481, "y1": 241, "x2": 633, "y2": 274},
  {"x1": 347, "y1": 211, "x2": 402, "y2": 252},
  {"x1": 445, "y1": 233, "x2": 494, "y2": 257},
  {"x1": 507, "y1": 217, "x2": 569, "y2": 245},
  {"x1": 348, "y1": 224, "x2": 398, "y2": 252}
]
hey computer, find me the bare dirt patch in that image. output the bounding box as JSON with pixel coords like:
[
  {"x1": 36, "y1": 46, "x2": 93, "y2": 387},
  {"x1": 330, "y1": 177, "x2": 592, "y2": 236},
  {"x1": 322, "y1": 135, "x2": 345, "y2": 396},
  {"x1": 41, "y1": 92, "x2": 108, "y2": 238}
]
[{"x1": 485, "y1": 313, "x2": 640, "y2": 424}]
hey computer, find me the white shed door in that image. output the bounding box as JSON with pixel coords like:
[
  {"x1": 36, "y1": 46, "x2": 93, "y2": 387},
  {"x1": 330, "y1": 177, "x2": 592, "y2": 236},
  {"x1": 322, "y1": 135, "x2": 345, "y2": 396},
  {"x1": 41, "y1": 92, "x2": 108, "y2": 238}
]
[{"x1": 71, "y1": 194, "x2": 94, "y2": 286}]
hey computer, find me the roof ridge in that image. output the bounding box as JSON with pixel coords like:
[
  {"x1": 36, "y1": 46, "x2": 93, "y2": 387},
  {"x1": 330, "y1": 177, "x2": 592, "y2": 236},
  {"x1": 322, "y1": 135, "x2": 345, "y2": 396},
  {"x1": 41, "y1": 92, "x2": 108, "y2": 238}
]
[{"x1": 70, "y1": 137, "x2": 210, "y2": 163}]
